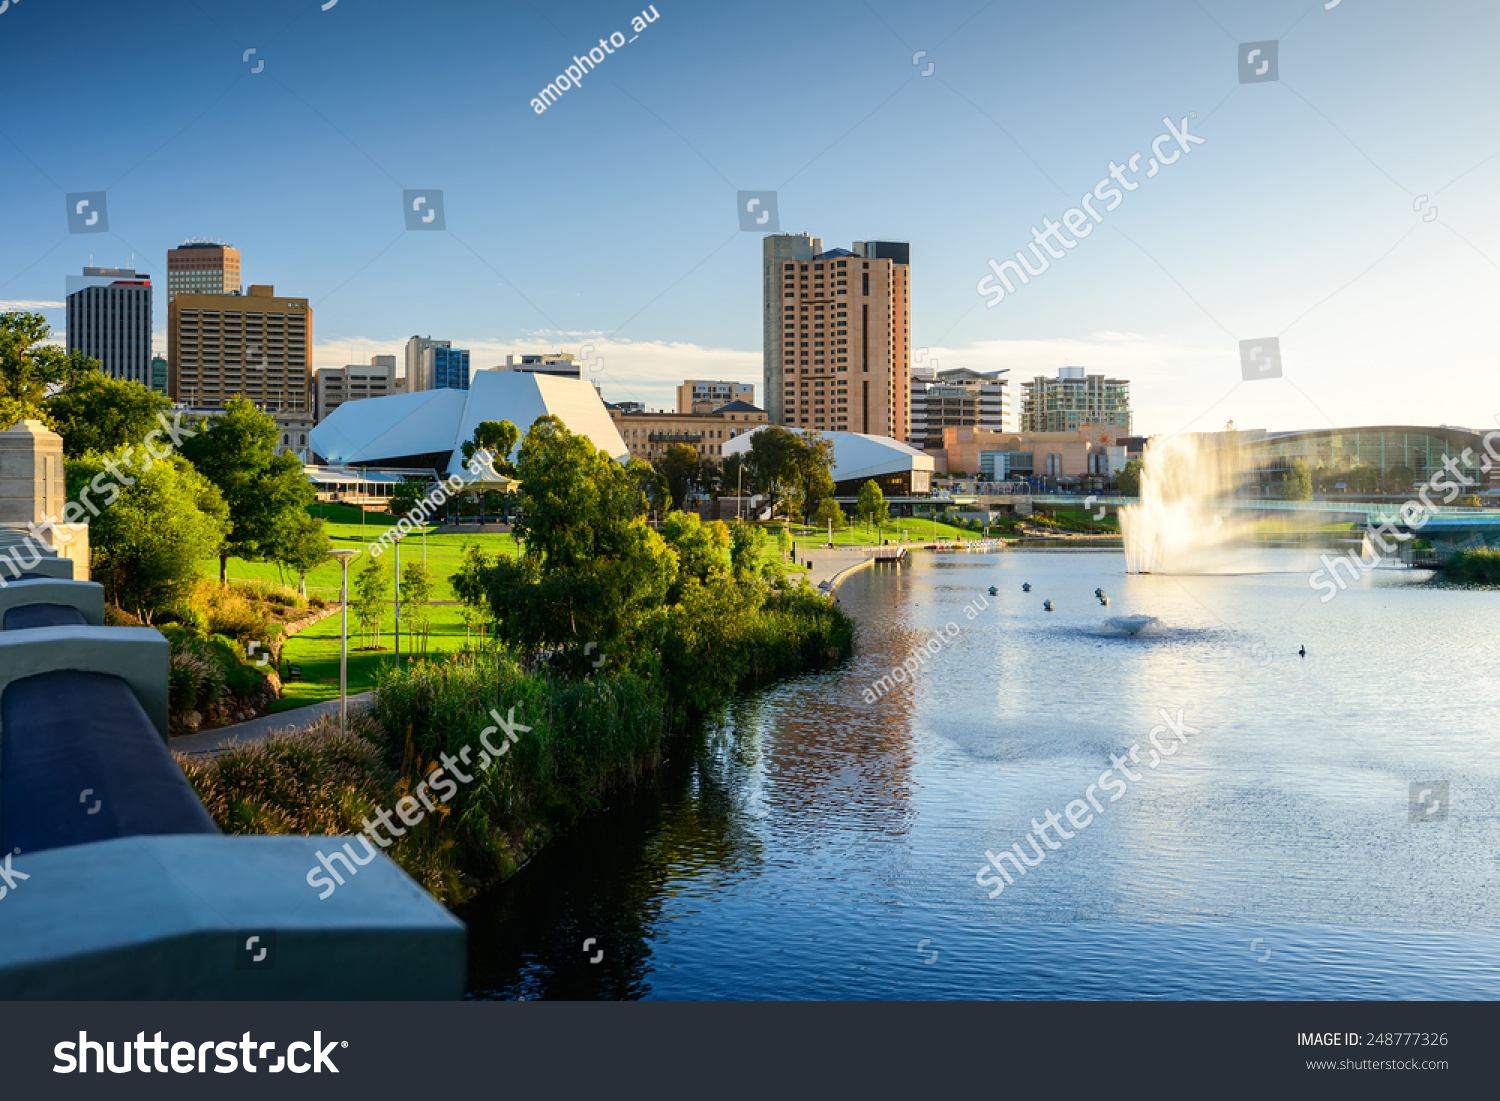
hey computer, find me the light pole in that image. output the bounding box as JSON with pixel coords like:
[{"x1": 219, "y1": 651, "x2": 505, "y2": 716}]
[
  {"x1": 392, "y1": 530, "x2": 404, "y2": 670},
  {"x1": 330, "y1": 549, "x2": 358, "y2": 738}
]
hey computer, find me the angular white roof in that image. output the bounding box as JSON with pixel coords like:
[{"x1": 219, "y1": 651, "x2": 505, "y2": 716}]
[
  {"x1": 723, "y1": 427, "x2": 934, "y2": 482},
  {"x1": 309, "y1": 371, "x2": 628, "y2": 478}
]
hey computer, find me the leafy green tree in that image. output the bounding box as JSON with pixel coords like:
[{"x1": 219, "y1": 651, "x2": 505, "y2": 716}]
[
  {"x1": 482, "y1": 416, "x2": 678, "y2": 672},
  {"x1": 812, "y1": 498, "x2": 846, "y2": 533},
  {"x1": 1285, "y1": 458, "x2": 1313, "y2": 501},
  {"x1": 66, "y1": 451, "x2": 227, "y2": 622},
  {"x1": 272, "y1": 509, "x2": 331, "y2": 597},
  {"x1": 179, "y1": 396, "x2": 315, "y2": 584},
  {"x1": 1116, "y1": 457, "x2": 1143, "y2": 497},
  {"x1": 1348, "y1": 464, "x2": 1378, "y2": 493},
  {"x1": 0, "y1": 311, "x2": 98, "y2": 428},
  {"x1": 720, "y1": 452, "x2": 747, "y2": 500},
  {"x1": 628, "y1": 457, "x2": 671, "y2": 516},
  {"x1": 747, "y1": 426, "x2": 805, "y2": 519},
  {"x1": 655, "y1": 443, "x2": 701, "y2": 511},
  {"x1": 460, "y1": 419, "x2": 519, "y2": 476},
  {"x1": 389, "y1": 478, "x2": 430, "y2": 518},
  {"x1": 47, "y1": 373, "x2": 171, "y2": 457},
  {"x1": 695, "y1": 457, "x2": 721, "y2": 500},
  {"x1": 450, "y1": 543, "x2": 497, "y2": 647},
  {"x1": 399, "y1": 560, "x2": 434, "y2": 654},
  {"x1": 660, "y1": 512, "x2": 731, "y2": 601},
  {"x1": 1386, "y1": 464, "x2": 1416, "y2": 492},
  {"x1": 353, "y1": 553, "x2": 390, "y2": 649},
  {"x1": 728, "y1": 520, "x2": 767, "y2": 579},
  {"x1": 855, "y1": 480, "x2": 888, "y2": 533},
  {"x1": 795, "y1": 429, "x2": 837, "y2": 521}
]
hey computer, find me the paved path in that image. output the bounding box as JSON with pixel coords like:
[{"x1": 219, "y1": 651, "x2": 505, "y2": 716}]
[{"x1": 171, "y1": 692, "x2": 375, "y2": 758}]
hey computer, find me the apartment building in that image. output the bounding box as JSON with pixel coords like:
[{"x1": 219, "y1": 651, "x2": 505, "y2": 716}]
[
  {"x1": 910, "y1": 367, "x2": 1009, "y2": 450},
  {"x1": 763, "y1": 235, "x2": 910, "y2": 439},
  {"x1": 315, "y1": 355, "x2": 405, "y2": 423},
  {"x1": 166, "y1": 241, "x2": 241, "y2": 303},
  {"x1": 1020, "y1": 367, "x2": 1132, "y2": 435},
  {"x1": 405, "y1": 335, "x2": 470, "y2": 391},
  {"x1": 676, "y1": 379, "x2": 754, "y2": 413},
  {"x1": 168, "y1": 284, "x2": 311, "y2": 413},
  {"x1": 609, "y1": 400, "x2": 768, "y2": 464},
  {"x1": 494, "y1": 352, "x2": 581, "y2": 379},
  {"x1": 64, "y1": 267, "x2": 153, "y2": 386}
]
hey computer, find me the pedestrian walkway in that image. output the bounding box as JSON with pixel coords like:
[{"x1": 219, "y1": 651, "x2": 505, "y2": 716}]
[{"x1": 170, "y1": 691, "x2": 375, "y2": 757}]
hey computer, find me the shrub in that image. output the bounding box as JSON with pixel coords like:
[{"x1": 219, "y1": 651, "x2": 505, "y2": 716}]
[
  {"x1": 1443, "y1": 548, "x2": 1500, "y2": 583},
  {"x1": 169, "y1": 644, "x2": 226, "y2": 713}
]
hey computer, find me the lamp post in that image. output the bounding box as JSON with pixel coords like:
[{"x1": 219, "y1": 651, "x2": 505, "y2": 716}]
[
  {"x1": 330, "y1": 549, "x2": 358, "y2": 738},
  {"x1": 391, "y1": 530, "x2": 404, "y2": 670}
]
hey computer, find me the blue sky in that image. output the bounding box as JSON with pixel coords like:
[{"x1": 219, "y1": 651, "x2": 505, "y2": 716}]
[{"x1": 2, "y1": 0, "x2": 1497, "y2": 434}]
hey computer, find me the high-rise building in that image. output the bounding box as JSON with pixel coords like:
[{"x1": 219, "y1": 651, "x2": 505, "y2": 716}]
[
  {"x1": 168, "y1": 285, "x2": 312, "y2": 414},
  {"x1": 763, "y1": 235, "x2": 910, "y2": 438},
  {"x1": 151, "y1": 355, "x2": 168, "y2": 394},
  {"x1": 64, "y1": 267, "x2": 153, "y2": 386},
  {"x1": 166, "y1": 241, "x2": 241, "y2": 303},
  {"x1": 405, "y1": 335, "x2": 471, "y2": 391},
  {"x1": 496, "y1": 352, "x2": 580, "y2": 379},
  {"x1": 1020, "y1": 367, "x2": 1131, "y2": 435},
  {"x1": 676, "y1": 379, "x2": 754, "y2": 414},
  {"x1": 315, "y1": 355, "x2": 405, "y2": 423},
  {"x1": 909, "y1": 366, "x2": 1010, "y2": 450}
]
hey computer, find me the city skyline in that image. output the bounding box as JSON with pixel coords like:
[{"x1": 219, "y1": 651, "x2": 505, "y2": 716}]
[{"x1": 2, "y1": 0, "x2": 1498, "y2": 435}]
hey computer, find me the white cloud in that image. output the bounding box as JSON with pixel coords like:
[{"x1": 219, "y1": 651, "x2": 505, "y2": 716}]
[{"x1": 1, "y1": 300, "x2": 65, "y2": 311}]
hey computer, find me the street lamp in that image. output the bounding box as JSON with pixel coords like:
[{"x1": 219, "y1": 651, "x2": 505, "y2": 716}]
[{"x1": 330, "y1": 549, "x2": 358, "y2": 738}]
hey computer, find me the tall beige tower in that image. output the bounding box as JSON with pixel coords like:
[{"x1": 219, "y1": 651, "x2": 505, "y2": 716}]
[
  {"x1": 167, "y1": 241, "x2": 242, "y2": 303},
  {"x1": 764, "y1": 235, "x2": 910, "y2": 439}
]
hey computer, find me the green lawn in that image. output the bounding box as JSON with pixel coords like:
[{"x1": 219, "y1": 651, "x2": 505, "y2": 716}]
[{"x1": 788, "y1": 518, "x2": 992, "y2": 545}]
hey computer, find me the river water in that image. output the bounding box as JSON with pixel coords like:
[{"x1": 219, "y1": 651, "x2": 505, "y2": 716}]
[{"x1": 462, "y1": 548, "x2": 1500, "y2": 999}]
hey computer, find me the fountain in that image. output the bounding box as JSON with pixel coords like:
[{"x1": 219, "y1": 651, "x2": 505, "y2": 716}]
[{"x1": 1120, "y1": 432, "x2": 1250, "y2": 574}]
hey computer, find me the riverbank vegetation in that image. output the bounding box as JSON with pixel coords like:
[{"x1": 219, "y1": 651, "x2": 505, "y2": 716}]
[
  {"x1": 180, "y1": 417, "x2": 854, "y2": 903},
  {"x1": 1442, "y1": 548, "x2": 1500, "y2": 583}
]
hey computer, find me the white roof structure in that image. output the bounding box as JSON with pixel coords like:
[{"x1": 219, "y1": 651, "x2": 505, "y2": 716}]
[
  {"x1": 722, "y1": 427, "x2": 935, "y2": 483},
  {"x1": 309, "y1": 371, "x2": 628, "y2": 478}
]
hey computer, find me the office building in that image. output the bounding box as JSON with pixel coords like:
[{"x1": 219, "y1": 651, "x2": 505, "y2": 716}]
[
  {"x1": 64, "y1": 267, "x2": 153, "y2": 386},
  {"x1": 405, "y1": 335, "x2": 471, "y2": 391},
  {"x1": 763, "y1": 235, "x2": 910, "y2": 439},
  {"x1": 496, "y1": 352, "x2": 581, "y2": 379},
  {"x1": 910, "y1": 367, "x2": 1009, "y2": 450},
  {"x1": 150, "y1": 355, "x2": 168, "y2": 394},
  {"x1": 315, "y1": 355, "x2": 405, "y2": 423},
  {"x1": 1020, "y1": 367, "x2": 1132, "y2": 435},
  {"x1": 168, "y1": 284, "x2": 311, "y2": 414},
  {"x1": 166, "y1": 241, "x2": 241, "y2": 303},
  {"x1": 676, "y1": 379, "x2": 754, "y2": 414},
  {"x1": 610, "y1": 400, "x2": 769, "y2": 464}
]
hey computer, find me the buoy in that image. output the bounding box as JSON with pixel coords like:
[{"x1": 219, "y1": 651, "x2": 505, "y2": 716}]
[
  {"x1": 988, "y1": 586, "x2": 998, "y2": 595},
  {"x1": 1299, "y1": 645, "x2": 1306, "y2": 658},
  {"x1": 1094, "y1": 588, "x2": 1103, "y2": 598},
  {"x1": 1099, "y1": 596, "x2": 1110, "y2": 606},
  {"x1": 1022, "y1": 583, "x2": 1031, "y2": 592},
  {"x1": 1043, "y1": 600, "x2": 1054, "y2": 611}
]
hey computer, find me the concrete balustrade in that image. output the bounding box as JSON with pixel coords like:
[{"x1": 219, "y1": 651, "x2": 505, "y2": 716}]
[{"x1": 0, "y1": 578, "x2": 103, "y2": 628}]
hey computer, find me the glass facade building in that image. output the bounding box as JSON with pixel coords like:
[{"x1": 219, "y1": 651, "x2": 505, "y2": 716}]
[
  {"x1": 1247, "y1": 426, "x2": 1487, "y2": 490},
  {"x1": 432, "y1": 346, "x2": 470, "y2": 390}
]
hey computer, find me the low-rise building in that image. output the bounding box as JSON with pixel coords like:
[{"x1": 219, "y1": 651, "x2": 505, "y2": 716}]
[
  {"x1": 610, "y1": 400, "x2": 769, "y2": 463},
  {"x1": 910, "y1": 366, "x2": 1009, "y2": 450},
  {"x1": 677, "y1": 379, "x2": 754, "y2": 414},
  {"x1": 495, "y1": 352, "x2": 581, "y2": 379},
  {"x1": 315, "y1": 355, "x2": 405, "y2": 423},
  {"x1": 938, "y1": 426, "x2": 1121, "y2": 486}
]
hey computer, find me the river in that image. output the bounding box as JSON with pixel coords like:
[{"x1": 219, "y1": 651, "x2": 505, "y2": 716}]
[{"x1": 461, "y1": 547, "x2": 1500, "y2": 999}]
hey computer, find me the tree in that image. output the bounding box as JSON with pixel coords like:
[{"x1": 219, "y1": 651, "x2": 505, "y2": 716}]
[
  {"x1": 628, "y1": 457, "x2": 671, "y2": 516},
  {"x1": 746, "y1": 426, "x2": 805, "y2": 519},
  {"x1": 66, "y1": 451, "x2": 227, "y2": 623},
  {"x1": 1387, "y1": 464, "x2": 1416, "y2": 493},
  {"x1": 720, "y1": 453, "x2": 746, "y2": 501},
  {"x1": 855, "y1": 480, "x2": 888, "y2": 533},
  {"x1": 483, "y1": 416, "x2": 679, "y2": 672},
  {"x1": 47, "y1": 373, "x2": 171, "y2": 457},
  {"x1": 399, "y1": 560, "x2": 434, "y2": 654},
  {"x1": 460, "y1": 419, "x2": 519, "y2": 476},
  {"x1": 0, "y1": 311, "x2": 98, "y2": 428},
  {"x1": 660, "y1": 512, "x2": 731, "y2": 601},
  {"x1": 694, "y1": 457, "x2": 721, "y2": 501},
  {"x1": 1285, "y1": 458, "x2": 1312, "y2": 501},
  {"x1": 1348, "y1": 464, "x2": 1378, "y2": 493},
  {"x1": 389, "y1": 478, "x2": 431, "y2": 518},
  {"x1": 794, "y1": 429, "x2": 837, "y2": 521},
  {"x1": 272, "y1": 509, "x2": 331, "y2": 597},
  {"x1": 811, "y1": 498, "x2": 846, "y2": 533},
  {"x1": 352, "y1": 553, "x2": 390, "y2": 649},
  {"x1": 656, "y1": 443, "x2": 701, "y2": 512},
  {"x1": 179, "y1": 396, "x2": 315, "y2": 584},
  {"x1": 728, "y1": 520, "x2": 766, "y2": 579},
  {"x1": 1116, "y1": 458, "x2": 1143, "y2": 497}
]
